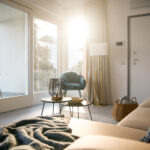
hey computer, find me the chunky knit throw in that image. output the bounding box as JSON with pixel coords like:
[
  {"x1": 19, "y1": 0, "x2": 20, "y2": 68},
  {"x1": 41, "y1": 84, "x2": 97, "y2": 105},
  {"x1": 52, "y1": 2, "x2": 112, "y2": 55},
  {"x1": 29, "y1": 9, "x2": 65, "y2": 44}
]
[{"x1": 0, "y1": 115, "x2": 78, "y2": 150}]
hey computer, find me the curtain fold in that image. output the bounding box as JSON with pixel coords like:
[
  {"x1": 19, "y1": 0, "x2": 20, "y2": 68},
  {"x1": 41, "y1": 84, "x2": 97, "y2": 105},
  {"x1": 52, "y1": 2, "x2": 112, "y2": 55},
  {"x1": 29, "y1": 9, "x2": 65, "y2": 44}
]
[
  {"x1": 84, "y1": 0, "x2": 112, "y2": 105},
  {"x1": 58, "y1": 22, "x2": 68, "y2": 75}
]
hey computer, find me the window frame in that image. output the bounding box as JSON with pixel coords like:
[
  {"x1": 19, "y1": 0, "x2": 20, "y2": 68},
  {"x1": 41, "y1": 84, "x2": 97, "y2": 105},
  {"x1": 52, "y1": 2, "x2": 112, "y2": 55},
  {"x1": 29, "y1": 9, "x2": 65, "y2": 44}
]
[{"x1": 0, "y1": 2, "x2": 29, "y2": 99}]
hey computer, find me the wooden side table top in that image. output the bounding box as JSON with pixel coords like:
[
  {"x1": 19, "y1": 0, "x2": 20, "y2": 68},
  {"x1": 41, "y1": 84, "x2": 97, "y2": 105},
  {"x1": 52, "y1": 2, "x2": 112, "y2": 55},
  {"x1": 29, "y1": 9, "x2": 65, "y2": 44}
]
[{"x1": 61, "y1": 100, "x2": 91, "y2": 106}]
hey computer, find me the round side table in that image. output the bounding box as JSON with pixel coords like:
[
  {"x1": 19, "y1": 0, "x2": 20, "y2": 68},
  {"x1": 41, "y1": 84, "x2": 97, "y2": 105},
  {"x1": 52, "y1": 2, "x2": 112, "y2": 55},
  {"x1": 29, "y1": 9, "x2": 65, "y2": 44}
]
[
  {"x1": 60, "y1": 100, "x2": 92, "y2": 120},
  {"x1": 41, "y1": 97, "x2": 72, "y2": 116}
]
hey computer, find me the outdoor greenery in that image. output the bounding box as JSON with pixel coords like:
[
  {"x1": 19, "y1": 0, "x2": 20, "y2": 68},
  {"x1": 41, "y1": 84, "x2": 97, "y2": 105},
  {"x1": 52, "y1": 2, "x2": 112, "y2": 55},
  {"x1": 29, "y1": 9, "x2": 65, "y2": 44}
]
[
  {"x1": 69, "y1": 61, "x2": 82, "y2": 74},
  {"x1": 34, "y1": 22, "x2": 56, "y2": 92}
]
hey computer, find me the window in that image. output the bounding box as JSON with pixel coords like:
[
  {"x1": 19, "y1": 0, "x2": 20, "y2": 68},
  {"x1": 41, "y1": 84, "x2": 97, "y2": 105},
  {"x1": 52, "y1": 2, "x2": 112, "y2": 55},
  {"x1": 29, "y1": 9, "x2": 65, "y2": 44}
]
[
  {"x1": 0, "y1": 3, "x2": 28, "y2": 98},
  {"x1": 67, "y1": 16, "x2": 88, "y2": 74},
  {"x1": 33, "y1": 18, "x2": 57, "y2": 92}
]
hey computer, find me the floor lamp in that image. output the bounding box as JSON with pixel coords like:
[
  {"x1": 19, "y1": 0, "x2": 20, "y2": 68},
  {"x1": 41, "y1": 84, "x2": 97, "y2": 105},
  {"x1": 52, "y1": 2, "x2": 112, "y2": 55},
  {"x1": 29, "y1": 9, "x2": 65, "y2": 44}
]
[{"x1": 90, "y1": 42, "x2": 108, "y2": 56}]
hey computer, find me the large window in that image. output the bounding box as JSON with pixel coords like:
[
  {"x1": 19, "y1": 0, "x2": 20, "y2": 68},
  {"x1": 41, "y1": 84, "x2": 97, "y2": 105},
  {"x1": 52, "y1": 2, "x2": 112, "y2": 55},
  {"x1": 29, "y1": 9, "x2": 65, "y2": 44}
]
[
  {"x1": 33, "y1": 18, "x2": 57, "y2": 92},
  {"x1": 67, "y1": 16, "x2": 88, "y2": 74},
  {"x1": 0, "y1": 3, "x2": 28, "y2": 98}
]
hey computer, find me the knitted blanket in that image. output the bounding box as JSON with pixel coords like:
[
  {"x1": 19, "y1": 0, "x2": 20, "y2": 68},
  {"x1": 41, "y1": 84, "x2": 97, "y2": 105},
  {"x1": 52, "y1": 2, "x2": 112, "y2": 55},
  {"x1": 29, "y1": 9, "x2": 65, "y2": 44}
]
[{"x1": 0, "y1": 115, "x2": 78, "y2": 150}]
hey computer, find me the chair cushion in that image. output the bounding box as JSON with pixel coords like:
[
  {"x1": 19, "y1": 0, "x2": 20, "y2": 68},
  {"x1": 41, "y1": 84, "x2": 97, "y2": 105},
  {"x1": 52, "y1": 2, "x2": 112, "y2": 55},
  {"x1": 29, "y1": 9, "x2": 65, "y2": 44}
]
[{"x1": 63, "y1": 82, "x2": 81, "y2": 90}]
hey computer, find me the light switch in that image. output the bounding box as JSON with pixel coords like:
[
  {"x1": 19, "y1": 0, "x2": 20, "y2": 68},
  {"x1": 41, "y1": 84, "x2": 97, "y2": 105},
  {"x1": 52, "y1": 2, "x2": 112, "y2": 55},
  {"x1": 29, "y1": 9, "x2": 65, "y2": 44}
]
[{"x1": 116, "y1": 41, "x2": 125, "y2": 46}]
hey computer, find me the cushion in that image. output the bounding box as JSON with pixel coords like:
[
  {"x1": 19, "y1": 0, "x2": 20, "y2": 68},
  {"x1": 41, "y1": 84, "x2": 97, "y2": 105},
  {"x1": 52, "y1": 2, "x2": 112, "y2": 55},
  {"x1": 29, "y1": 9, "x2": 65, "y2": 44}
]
[
  {"x1": 139, "y1": 97, "x2": 150, "y2": 108},
  {"x1": 65, "y1": 135, "x2": 150, "y2": 150},
  {"x1": 118, "y1": 107, "x2": 150, "y2": 131},
  {"x1": 63, "y1": 82, "x2": 81, "y2": 90},
  {"x1": 141, "y1": 128, "x2": 150, "y2": 143},
  {"x1": 61, "y1": 72, "x2": 80, "y2": 83},
  {"x1": 69, "y1": 118, "x2": 146, "y2": 140}
]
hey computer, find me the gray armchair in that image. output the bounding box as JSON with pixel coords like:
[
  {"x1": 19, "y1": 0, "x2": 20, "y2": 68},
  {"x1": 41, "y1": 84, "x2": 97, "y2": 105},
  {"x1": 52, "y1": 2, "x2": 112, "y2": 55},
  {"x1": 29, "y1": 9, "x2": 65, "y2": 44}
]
[{"x1": 59, "y1": 71, "x2": 86, "y2": 97}]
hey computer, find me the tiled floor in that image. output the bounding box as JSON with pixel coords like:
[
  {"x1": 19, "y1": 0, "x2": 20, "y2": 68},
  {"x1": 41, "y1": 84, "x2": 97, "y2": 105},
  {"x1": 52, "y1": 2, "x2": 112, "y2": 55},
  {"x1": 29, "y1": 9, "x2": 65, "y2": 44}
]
[{"x1": 0, "y1": 103, "x2": 117, "y2": 127}]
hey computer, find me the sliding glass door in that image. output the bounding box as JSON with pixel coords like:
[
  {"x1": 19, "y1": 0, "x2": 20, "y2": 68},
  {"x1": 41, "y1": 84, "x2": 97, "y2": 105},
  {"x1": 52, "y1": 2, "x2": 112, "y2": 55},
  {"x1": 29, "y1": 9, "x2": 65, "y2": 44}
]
[{"x1": 0, "y1": 3, "x2": 28, "y2": 98}]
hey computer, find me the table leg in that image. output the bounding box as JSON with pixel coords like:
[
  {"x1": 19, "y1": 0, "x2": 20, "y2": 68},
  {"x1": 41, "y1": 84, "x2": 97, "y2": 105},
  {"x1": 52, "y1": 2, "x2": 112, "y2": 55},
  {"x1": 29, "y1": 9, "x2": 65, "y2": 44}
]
[
  {"x1": 59, "y1": 103, "x2": 62, "y2": 114},
  {"x1": 69, "y1": 104, "x2": 72, "y2": 117},
  {"x1": 78, "y1": 105, "x2": 79, "y2": 119},
  {"x1": 78, "y1": 90, "x2": 82, "y2": 97},
  {"x1": 41, "y1": 102, "x2": 45, "y2": 116},
  {"x1": 72, "y1": 106, "x2": 73, "y2": 117},
  {"x1": 88, "y1": 105, "x2": 92, "y2": 120},
  {"x1": 52, "y1": 103, "x2": 54, "y2": 115}
]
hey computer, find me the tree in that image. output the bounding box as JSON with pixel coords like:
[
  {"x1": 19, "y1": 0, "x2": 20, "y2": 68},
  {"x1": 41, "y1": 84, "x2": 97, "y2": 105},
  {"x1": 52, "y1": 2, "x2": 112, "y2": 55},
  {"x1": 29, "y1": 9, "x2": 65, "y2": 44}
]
[{"x1": 33, "y1": 22, "x2": 56, "y2": 92}]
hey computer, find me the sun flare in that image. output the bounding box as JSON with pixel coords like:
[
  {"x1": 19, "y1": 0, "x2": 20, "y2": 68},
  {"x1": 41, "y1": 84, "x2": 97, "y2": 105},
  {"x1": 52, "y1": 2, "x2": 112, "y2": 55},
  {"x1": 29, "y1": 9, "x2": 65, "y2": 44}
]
[
  {"x1": 68, "y1": 16, "x2": 88, "y2": 49},
  {"x1": 67, "y1": 16, "x2": 88, "y2": 71}
]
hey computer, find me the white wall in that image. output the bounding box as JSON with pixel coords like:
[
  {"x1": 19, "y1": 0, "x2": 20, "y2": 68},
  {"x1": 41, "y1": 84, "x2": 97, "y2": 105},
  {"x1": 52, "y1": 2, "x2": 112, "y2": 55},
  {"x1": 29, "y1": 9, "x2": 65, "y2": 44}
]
[
  {"x1": 0, "y1": 17, "x2": 26, "y2": 93},
  {"x1": 106, "y1": 0, "x2": 150, "y2": 102}
]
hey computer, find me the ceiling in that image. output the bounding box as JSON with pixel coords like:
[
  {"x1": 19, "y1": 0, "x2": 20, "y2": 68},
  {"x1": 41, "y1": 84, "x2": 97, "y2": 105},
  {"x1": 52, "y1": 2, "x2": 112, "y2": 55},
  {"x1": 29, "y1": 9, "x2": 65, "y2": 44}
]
[
  {"x1": 53, "y1": 0, "x2": 93, "y2": 7},
  {"x1": 0, "y1": 0, "x2": 94, "y2": 22},
  {"x1": 0, "y1": 3, "x2": 25, "y2": 22}
]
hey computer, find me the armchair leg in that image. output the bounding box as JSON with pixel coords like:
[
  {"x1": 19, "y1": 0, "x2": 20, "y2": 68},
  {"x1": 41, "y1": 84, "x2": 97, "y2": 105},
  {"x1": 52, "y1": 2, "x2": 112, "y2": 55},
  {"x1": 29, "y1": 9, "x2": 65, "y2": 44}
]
[
  {"x1": 0, "y1": 89, "x2": 2, "y2": 98},
  {"x1": 60, "y1": 104, "x2": 63, "y2": 114},
  {"x1": 78, "y1": 90, "x2": 82, "y2": 97},
  {"x1": 64, "y1": 90, "x2": 67, "y2": 96}
]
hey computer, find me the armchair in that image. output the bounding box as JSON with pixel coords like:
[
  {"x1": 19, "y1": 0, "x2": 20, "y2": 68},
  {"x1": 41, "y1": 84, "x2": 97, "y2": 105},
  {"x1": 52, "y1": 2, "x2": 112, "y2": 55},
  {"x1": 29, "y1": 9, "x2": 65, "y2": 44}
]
[{"x1": 59, "y1": 71, "x2": 86, "y2": 97}]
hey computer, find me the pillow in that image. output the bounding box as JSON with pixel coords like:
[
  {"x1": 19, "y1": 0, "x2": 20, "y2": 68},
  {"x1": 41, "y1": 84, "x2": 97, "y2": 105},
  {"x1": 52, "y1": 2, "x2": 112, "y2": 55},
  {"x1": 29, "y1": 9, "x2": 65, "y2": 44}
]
[
  {"x1": 141, "y1": 128, "x2": 150, "y2": 143},
  {"x1": 139, "y1": 98, "x2": 150, "y2": 108}
]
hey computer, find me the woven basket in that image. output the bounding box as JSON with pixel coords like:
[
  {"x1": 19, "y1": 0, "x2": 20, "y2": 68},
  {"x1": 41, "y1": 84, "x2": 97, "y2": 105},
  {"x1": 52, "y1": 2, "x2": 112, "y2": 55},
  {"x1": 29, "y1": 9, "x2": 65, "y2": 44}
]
[
  {"x1": 112, "y1": 100, "x2": 138, "y2": 121},
  {"x1": 69, "y1": 97, "x2": 83, "y2": 104}
]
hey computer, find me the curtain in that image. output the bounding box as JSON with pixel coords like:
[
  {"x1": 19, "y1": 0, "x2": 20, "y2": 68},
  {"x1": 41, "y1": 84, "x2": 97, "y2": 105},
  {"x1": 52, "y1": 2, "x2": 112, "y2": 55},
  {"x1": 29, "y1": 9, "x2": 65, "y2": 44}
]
[
  {"x1": 84, "y1": 0, "x2": 112, "y2": 105},
  {"x1": 58, "y1": 22, "x2": 68, "y2": 75}
]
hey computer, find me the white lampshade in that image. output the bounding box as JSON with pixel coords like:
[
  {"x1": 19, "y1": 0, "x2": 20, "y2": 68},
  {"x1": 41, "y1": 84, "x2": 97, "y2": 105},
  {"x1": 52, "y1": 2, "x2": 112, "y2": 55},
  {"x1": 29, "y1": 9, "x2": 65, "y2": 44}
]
[{"x1": 90, "y1": 42, "x2": 108, "y2": 56}]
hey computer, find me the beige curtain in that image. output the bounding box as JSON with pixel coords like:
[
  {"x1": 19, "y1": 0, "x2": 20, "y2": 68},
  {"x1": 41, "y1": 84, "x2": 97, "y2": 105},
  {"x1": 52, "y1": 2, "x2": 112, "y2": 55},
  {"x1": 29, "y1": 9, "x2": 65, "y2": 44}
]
[
  {"x1": 84, "y1": 0, "x2": 112, "y2": 105},
  {"x1": 58, "y1": 22, "x2": 68, "y2": 75}
]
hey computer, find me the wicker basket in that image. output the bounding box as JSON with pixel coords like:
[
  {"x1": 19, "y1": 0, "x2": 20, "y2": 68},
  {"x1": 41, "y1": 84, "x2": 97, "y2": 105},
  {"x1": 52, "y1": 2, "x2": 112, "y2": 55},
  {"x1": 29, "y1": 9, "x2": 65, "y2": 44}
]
[{"x1": 112, "y1": 101, "x2": 138, "y2": 121}]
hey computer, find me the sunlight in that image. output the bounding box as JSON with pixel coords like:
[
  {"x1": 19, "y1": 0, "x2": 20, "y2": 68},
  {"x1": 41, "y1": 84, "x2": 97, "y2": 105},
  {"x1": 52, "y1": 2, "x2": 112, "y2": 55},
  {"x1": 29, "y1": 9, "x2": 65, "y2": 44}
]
[
  {"x1": 67, "y1": 16, "x2": 88, "y2": 72},
  {"x1": 34, "y1": 18, "x2": 57, "y2": 39},
  {"x1": 68, "y1": 16, "x2": 88, "y2": 49}
]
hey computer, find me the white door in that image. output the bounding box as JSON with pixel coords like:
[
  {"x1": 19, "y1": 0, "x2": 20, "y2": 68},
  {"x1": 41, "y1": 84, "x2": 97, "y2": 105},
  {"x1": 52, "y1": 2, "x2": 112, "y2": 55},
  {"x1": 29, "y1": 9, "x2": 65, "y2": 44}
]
[{"x1": 130, "y1": 15, "x2": 150, "y2": 104}]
